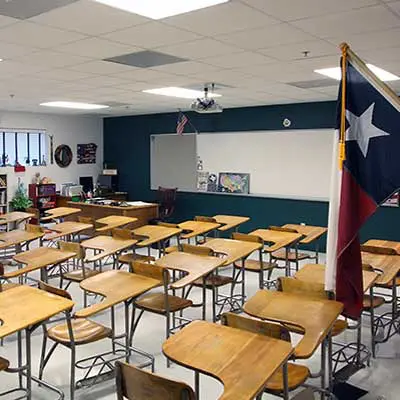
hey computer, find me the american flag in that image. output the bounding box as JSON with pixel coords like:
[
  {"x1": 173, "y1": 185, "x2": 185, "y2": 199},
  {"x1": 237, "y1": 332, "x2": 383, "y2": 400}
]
[
  {"x1": 176, "y1": 112, "x2": 188, "y2": 135},
  {"x1": 325, "y1": 44, "x2": 400, "y2": 318}
]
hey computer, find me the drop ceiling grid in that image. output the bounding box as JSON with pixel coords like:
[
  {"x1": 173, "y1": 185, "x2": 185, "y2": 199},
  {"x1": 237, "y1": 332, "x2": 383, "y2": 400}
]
[{"x1": 0, "y1": 0, "x2": 396, "y2": 113}]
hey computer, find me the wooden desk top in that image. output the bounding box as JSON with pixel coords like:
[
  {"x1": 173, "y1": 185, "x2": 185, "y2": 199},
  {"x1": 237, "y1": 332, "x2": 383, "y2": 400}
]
[
  {"x1": 213, "y1": 215, "x2": 250, "y2": 232},
  {"x1": 202, "y1": 238, "x2": 262, "y2": 265},
  {"x1": 76, "y1": 270, "x2": 160, "y2": 318},
  {"x1": 295, "y1": 264, "x2": 378, "y2": 292},
  {"x1": 250, "y1": 229, "x2": 303, "y2": 253},
  {"x1": 363, "y1": 239, "x2": 400, "y2": 255},
  {"x1": 155, "y1": 252, "x2": 225, "y2": 289},
  {"x1": 178, "y1": 220, "x2": 221, "y2": 239},
  {"x1": 95, "y1": 215, "x2": 137, "y2": 232},
  {"x1": 0, "y1": 211, "x2": 34, "y2": 225},
  {"x1": 0, "y1": 229, "x2": 44, "y2": 249},
  {"x1": 0, "y1": 285, "x2": 74, "y2": 338},
  {"x1": 163, "y1": 320, "x2": 293, "y2": 400},
  {"x1": 45, "y1": 221, "x2": 93, "y2": 240},
  {"x1": 282, "y1": 224, "x2": 327, "y2": 244},
  {"x1": 132, "y1": 225, "x2": 182, "y2": 247},
  {"x1": 41, "y1": 207, "x2": 81, "y2": 222},
  {"x1": 7, "y1": 247, "x2": 76, "y2": 278},
  {"x1": 81, "y1": 235, "x2": 137, "y2": 262},
  {"x1": 361, "y1": 252, "x2": 400, "y2": 285},
  {"x1": 244, "y1": 290, "x2": 343, "y2": 359},
  {"x1": 69, "y1": 201, "x2": 158, "y2": 210}
]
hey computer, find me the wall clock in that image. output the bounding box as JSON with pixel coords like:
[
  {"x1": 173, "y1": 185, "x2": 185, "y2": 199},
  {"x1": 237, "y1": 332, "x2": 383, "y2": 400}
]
[{"x1": 54, "y1": 144, "x2": 73, "y2": 168}]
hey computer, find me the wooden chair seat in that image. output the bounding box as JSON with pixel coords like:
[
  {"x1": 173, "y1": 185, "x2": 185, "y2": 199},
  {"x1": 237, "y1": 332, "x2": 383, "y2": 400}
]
[
  {"x1": 271, "y1": 249, "x2": 310, "y2": 261},
  {"x1": 193, "y1": 275, "x2": 233, "y2": 288},
  {"x1": 0, "y1": 357, "x2": 9, "y2": 371},
  {"x1": 119, "y1": 253, "x2": 155, "y2": 264},
  {"x1": 283, "y1": 318, "x2": 348, "y2": 338},
  {"x1": 363, "y1": 295, "x2": 385, "y2": 310},
  {"x1": 265, "y1": 363, "x2": 310, "y2": 393},
  {"x1": 135, "y1": 293, "x2": 193, "y2": 314},
  {"x1": 376, "y1": 276, "x2": 400, "y2": 288},
  {"x1": 233, "y1": 259, "x2": 277, "y2": 272},
  {"x1": 47, "y1": 319, "x2": 112, "y2": 345},
  {"x1": 63, "y1": 268, "x2": 100, "y2": 282},
  {"x1": 165, "y1": 245, "x2": 178, "y2": 254},
  {"x1": 0, "y1": 283, "x2": 20, "y2": 292}
]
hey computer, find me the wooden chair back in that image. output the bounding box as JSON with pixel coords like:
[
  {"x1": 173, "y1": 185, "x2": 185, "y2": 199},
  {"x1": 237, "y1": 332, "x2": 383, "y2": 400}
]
[
  {"x1": 360, "y1": 244, "x2": 397, "y2": 255},
  {"x1": 269, "y1": 226, "x2": 298, "y2": 233},
  {"x1": 194, "y1": 216, "x2": 217, "y2": 223},
  {"x1": 115, "y1": 361, "x2": 195, "y2": 400},
  {"x1": 232, "y1": 232, "x2": 263, "y2": 244},
  {"x1": 131, "y1": 261, "x2": 166, "y2": 284},
  {"x1": 112, "y1": 228, "x2": 134, "y2": 240},
  {"x1": 58, "y1": 241, "x2": 85, "y2": 260},
  {"x1": 25, "y1": 223, "x2": 44, "y2": 234},
  {"x1": 181, "y1": 244, "x2": 213, "y2": 257},
  {"x1": 26, "y1": 207, "x2": 40, "y2": 223},
  {"x1": 38, "y1": 281, "x2": 72, "y2": 301},
  {"x1": 158, "y1": 222, "x2": 179, "y2": 228},
  {"x1": 78, "y1": 216, "x2": 95, "y2": 225},
  {"x1": 278, "y1": 277, "x2": 328, "y2": 300},
  {"x1": 221, "y1": 312, "x2": 291, "y2": 342}
]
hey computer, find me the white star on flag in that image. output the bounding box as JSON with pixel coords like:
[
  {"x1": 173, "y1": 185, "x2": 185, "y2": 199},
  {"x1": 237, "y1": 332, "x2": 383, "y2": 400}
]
[{"x1": 345, "y1": 102, "x2": 390, "y2": 157}]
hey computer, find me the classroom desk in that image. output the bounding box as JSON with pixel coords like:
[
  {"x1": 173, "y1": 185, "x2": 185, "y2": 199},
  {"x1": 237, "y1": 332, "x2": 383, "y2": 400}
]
[
  {"x1": 244, "y1": 290, "x2": 343, "y2": 359},
  {"x1": 74, "y1": 270, "x2": 161, "y2": 387},
  {"x1": 213, "y1": 215, "x2": 250, "y2": 232},
  {"x1": 7, "y1": 247, "x2": 76, "y2": 281},
  {"x1": 81, "y1": 235, "x2": 137, "y2": 266},
  {"x1": 0, "y1": 211, "x2": 34, "y2": 229},
  {"x1": 163, "y1": 320, "x2": 294, "y2": 400},
  {"x1": 41, "y1": 207, "x2": 81, "y2": 222},
  {"x1": 132, "y1": 224, "x2": 182, "y2": 250},
  {"x1": 363, "y1": 239, "x2": 400, "y2": 255},
  {"x1": 95, "y1": 215, "x2": 137, "y2": 233},
  {"x1": 0, "y1": 229, "x2": 44, "y2": 251},
  {"x1": 0, "y1": 285, "x2": 74, "y2": 400},
  {"x1": 179, "y1": 220, "x2": 221, "y2": 240},
  {"x1": 68, "y1": 201, "x2": 159, "y2": 228},
  {"x1": 44, "y1": 221, "x2": 93, "y2": 241}
]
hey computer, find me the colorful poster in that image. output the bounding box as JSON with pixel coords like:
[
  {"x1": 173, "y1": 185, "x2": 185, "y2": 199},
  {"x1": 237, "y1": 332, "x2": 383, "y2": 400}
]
[
  {"x1": 382, "y1": 191, "x2": 399, "y2": 207},
  {"x1": 218, "y1": 172, "x2": 250, "y2": 194},
  {"x1": 77, "y1": 143, "x2": 97, "y2": 164},
  {"x1": 197, "y1": 171, "x2": 209, "y2": 192},
  {"x1": 207, "y1": 173, "x2": 218, "y2": 192}
]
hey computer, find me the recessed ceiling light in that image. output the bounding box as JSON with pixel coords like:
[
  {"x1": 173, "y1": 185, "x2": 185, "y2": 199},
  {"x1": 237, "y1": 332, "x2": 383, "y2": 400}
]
[
  {"x1": 315, "y1": 64, "x2": 399, "y2": 82},
  {"x1": 143, "y1": 87, "x2": 222, "y2": 99},
  {"x1": 93, "y1": 0, "x2": 229, "y2": 19},
  {"x1": 40, "y1": 101, "x2": 109, "y2": 110}
]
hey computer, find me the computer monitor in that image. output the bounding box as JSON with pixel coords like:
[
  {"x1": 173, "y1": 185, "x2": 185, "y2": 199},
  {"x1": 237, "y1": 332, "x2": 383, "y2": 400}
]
[
  {"x1": 79, "y1": 176, "x2": 93, "y2": 193},
  {"x1": 98, "y1": 174, "x2": 118, "y2": 191}
]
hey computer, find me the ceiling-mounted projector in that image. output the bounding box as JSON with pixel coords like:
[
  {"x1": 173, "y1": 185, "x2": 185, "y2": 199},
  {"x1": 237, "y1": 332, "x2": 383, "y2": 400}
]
[{"x1": 190, "y1": 85, "x2": 223, "y2": 114}]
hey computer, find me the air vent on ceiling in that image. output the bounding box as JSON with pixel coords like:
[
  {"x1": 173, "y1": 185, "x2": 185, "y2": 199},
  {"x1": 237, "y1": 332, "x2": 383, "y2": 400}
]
[
  {"x1": 287, "y1": 78, "x2": 337, "y2": 89},
  {"x1": 0, "y1": 0, "x2": 78, "y2": 19},
  {"x1": 105, "y1": 50, "x2": 188, "y2": 69}
]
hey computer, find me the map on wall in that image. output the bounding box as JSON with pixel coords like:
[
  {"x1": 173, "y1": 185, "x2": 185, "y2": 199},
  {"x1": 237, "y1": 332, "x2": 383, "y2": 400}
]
[
  {"x1": 218, "y1": 172, "x2": 250, "y2": 194},
  {"x1": 77, "y1": 143, "x2": 97, "y2": 164}
]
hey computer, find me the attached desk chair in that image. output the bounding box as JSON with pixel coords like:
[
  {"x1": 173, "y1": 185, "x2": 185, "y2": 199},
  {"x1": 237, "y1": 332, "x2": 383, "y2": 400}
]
[{"x1": 41, "y1": 207, "x2": 81, "y2": 223}]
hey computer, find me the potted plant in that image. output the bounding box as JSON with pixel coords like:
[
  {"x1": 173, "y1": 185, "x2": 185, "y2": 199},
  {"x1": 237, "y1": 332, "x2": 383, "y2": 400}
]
[{"x1": 10, "y1": 179, "x2": 33, "y2": 211}]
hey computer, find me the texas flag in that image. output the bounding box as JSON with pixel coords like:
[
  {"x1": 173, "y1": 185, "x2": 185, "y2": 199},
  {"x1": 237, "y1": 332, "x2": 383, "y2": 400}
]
[{"x1": 325, "y1": 45, "x2": 400, "y2": 319}]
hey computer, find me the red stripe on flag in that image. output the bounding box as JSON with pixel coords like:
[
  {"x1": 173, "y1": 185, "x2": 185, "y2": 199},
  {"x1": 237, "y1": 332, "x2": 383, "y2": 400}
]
[{"x1": 336, "y1": 168, "x2": 377, "y2": 318}]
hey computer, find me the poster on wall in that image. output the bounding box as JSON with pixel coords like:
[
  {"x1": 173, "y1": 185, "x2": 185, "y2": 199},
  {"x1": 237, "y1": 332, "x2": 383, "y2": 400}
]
[
  {"x1": 218, "y1": 172, "x2": 250, "y2": 194},
  {"x1": 207, "y1": 173, "x2": 219, "y2": 192},
  {"x1": 77, "y1": 143, "x2": 97, "y2": 164},
  {"x1": 382, "y1": 191, "x2": 399, "y2": 207},
  {"x1": 197, "y1": 171, "x2": 209, "y2": 192}
]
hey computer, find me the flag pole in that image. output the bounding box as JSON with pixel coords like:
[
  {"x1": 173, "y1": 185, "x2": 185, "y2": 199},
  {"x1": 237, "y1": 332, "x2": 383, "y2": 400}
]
[{"x1": 339, "y1": 42, "x2": 348, "y2": 170}]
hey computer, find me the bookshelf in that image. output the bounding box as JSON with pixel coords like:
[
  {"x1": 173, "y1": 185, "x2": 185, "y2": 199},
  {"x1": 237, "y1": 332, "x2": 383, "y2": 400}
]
[
  {"x1": 29, "y1": 183, "x2": 57, "y2": 217},
  {"x1": 0, "y1": 174, "x2": 7, "y2": 214}
]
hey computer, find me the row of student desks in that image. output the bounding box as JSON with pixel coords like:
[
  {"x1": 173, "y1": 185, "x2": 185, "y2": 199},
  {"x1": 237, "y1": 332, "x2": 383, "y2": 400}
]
[{"x1": 0, "y1": 207, "x2": 399, "y2": 400}]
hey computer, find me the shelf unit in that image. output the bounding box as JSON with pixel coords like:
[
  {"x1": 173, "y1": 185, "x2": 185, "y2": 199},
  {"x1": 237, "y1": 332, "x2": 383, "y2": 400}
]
[
  {"x1": 0, "y1": 174, "x2": 7, "y2": 214},
  {"x1": 29, "y1": 183, "x2": 57, "y2": 217}
]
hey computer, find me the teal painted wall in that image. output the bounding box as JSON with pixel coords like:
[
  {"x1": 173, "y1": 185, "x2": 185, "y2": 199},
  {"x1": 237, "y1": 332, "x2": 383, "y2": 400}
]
[{"x1": 103, "y1": 101, "x2": 399, "y2": 248}]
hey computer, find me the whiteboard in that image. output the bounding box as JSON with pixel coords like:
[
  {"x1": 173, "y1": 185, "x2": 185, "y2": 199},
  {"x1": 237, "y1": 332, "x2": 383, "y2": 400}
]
[
  {"x1": 150, "y1": 133, "x2": 197, "y2": 191},
  {"x1": 197, "y1": 130, "x2": 334, "y2": 200}
]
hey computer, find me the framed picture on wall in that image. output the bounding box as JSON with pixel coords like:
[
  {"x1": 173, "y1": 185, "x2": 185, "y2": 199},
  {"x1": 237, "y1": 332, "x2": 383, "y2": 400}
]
[
  {"x1": 218, "y1": 172, "x2": 250, "y2": 194},
  {"x1": 382, "y1": 191, "x2": 400, "y2": 207}
]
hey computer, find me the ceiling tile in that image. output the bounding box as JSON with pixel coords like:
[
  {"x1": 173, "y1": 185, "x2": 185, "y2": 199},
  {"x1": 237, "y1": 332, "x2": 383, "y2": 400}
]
[
  {"x1": 77, "y1": 75, "x2": 130, "y2": 88},
  {"x1": 163, "y1": 1, "x2": 280, "y2": 36},
  {"x1": 0, "y1": 42, "x2": 38, "y2": 59},
  {"x1": 151, "y1": 61, "x2": 221, "y2": 75},
  {"x1": 157, "y1": 38, "x2": 242, "y2": 59},
  {"x1": 103, "y1": 22, "x2": 201, "y2": 49},
  {"x1": 30, "y1": 0, "x2": 149, "y2": 35},
  {"x1": 56, "y1": 37, "x2": 139, "y2": 58},
  {"x1": 217, "y1": 23, "x2": 316, "y2": 50},
  {"x1": 291, "y1": 5, "x2": 400, "y2": 38},
  {"x1": 34, "y1": 68, "x2": 95, "y2": 81},
  {"x1": 0, "y1": 21, "x2": 86, "y2": 48},
  {"x1": 13, "y1": 50, "x2": 91, "y2": 68},
  {"x1": 359, "y1": 45, "x2": 400, "y2": 64},
  {"x1": 0, "y1": 14, "x2": 19, "y2": 27},
  {"x1": 113, "y1": 69, "x2": 189, "y2": 85},
  {"x1": 201, "y1": 51, "x2": 276, "y2": 68},
  {"x1": 69, "y1": 60, "x2": 138, "y2": 74},
  {"x1": 0, "y1": 60, "x2": 50, "y2": 76},
  {"x1": 241, "y1": 0, "x2": 379, "y2": 21},
  {"x1": 387, "y1": 1, "x2": 400, "y2": 15}
]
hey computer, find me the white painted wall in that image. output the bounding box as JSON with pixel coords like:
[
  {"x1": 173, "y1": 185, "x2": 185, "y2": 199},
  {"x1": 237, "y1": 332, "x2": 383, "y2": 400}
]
[{"x1": 0, "y1": 111, "x2": 103, "y2": 206}]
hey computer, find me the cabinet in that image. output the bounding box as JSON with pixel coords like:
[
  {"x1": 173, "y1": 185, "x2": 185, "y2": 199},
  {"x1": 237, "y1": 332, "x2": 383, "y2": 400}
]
[
  {"x1": 29, "y1": 183, "x2": 56, "y2": 216},
  {"x1": 0, "y1": 174, "x2": 7, "y2": 214}
]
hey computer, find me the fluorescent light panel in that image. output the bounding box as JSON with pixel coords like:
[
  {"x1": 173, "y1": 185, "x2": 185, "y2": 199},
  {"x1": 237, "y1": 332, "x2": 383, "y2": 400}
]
[
  {"x1": 93, "y1": 0, "x2": 229, "y2": 19},
  {"x1": 315, "y1": 64, "x2": 399, "y2": 82},
  {"x1": 40, "y1": 101, "x2": 109, "y2": 110},
  {"x1": 143, "y1": 87, "x2": 222, "y2": 99}
]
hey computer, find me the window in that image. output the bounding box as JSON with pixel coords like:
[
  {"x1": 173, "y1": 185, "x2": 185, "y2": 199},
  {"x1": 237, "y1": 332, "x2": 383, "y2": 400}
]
[{"x1": 0, "y1": 131, "x2": 48, "y2": 166}]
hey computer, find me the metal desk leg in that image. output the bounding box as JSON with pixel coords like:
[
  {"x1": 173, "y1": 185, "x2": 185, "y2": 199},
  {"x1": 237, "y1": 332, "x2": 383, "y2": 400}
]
[
  {"x1": 241, "y1": 258, "x2": 246, "y2": 307},
  {"x1": 315, "y1": 242, "x2": 320, "y2": 264},
  {"x1": 258, "y1": 249, "x2": 264, "y2": 290},
  {"x1": 370, "y1": 286, "x2": 376, "y2": 358},
  {"x1": 124, "y1": 301, "x2": 130, "y2": 362},
  {"x1": 282, "y1": 362, "x2": 289, "y2": 400},
  {"x1": 327, "y1": 332, "x2": 333, "y2": 393},
  {"x1": 321, "y1": 337, "x2": 327, "y2": 400},
  {"x1": 25, "y1": 328, "x2": 32, "y2": 400},
  {"x1": 285, "y1": 248, "x2": 290, "y2": 277},
  {"x1": 17, "y1": 331, "x2": 23, "y2": 387},
  {"x1": 202, "y1": 277, "x2": 207, "y2": 321},
  {"x1": 195, "y1": 371, "x2": 200, "y2": 400}
]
